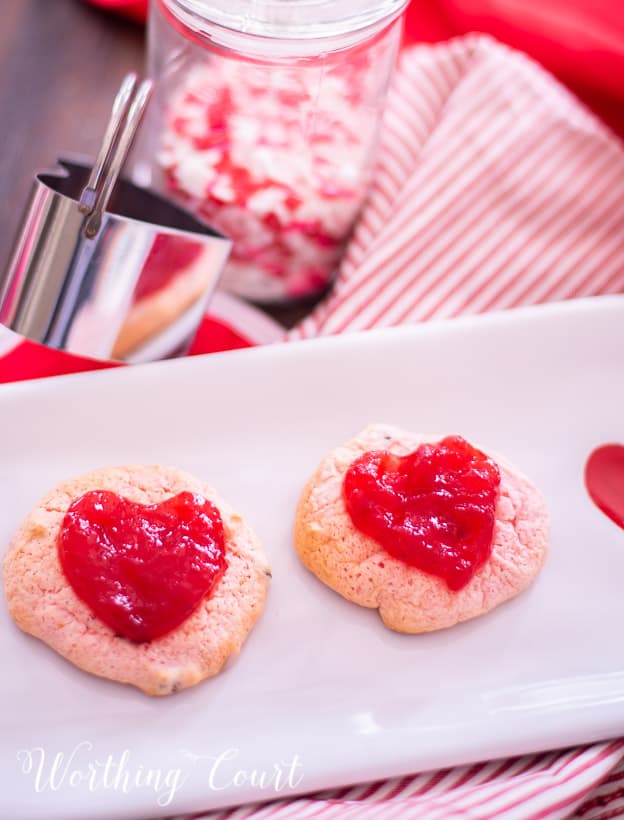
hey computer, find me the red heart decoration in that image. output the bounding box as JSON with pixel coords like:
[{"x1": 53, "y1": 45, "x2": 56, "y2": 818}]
[
  {"x1": 585, "y1": 444, "x2": 624, "y2": 530},
  {"x1": 58, "y1": 491, "x2": 227, "y2": 643},
  {"x1": 343, "y1": 436, "x2": 501, "y2": 590}
]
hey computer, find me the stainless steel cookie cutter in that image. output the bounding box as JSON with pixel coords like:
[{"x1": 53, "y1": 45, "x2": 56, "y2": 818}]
[{"x1": 0, "y1": 74, "x2": 231, "y2": 363}]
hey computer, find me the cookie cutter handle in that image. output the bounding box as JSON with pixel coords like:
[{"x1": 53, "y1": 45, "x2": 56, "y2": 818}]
[{"x1": 79, "y1": 73, "x2": 153, "y2": 239}]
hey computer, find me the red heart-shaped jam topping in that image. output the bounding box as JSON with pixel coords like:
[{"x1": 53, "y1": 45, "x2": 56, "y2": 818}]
[
  {"x1": 343, "y1": 436, "x2": 501, "y2": 590},
  {"x1": 58, "y1": 491, "x2": 227, "y2": 643}
]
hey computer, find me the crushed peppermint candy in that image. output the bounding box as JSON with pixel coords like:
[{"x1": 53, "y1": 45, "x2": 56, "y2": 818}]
[{"x1": 158, "y1": 60, "x2": 376, "y2": 302}]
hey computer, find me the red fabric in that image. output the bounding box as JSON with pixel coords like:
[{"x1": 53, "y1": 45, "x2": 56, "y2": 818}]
[
  {"x1": 0, "y1": 340, "x2": 118, "y2": 385},
  {"x1": 403, "y1": 0, "x2": 624, "y2": 137},
  {"x1": 0, "y1": 320, "x2": 253, "y2": 384},
  {"x1": 83, "y1": 0, "x2": 624, "y2": 138},
  {"x1": 84, "y1": 0, "x2": 147, "y2": 23},
  {"x1": 186, "y1": 317, "x2": 254, "y2": 356}
]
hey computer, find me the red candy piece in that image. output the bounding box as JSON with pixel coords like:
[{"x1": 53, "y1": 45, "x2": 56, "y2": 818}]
[
  {"x1": 58, "y1": 491, "x2": 227, "y2": 643},
  {"x1": 343, "y1": 436, "x2": 501, "y2": 590}
]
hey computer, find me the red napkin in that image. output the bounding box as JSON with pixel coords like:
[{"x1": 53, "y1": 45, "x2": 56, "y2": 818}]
[
  {"x1": 84, "y1": 0, "x2": 147, "y2": 23},
  {"x1": 291, "y1": 35, "x2": 624, "y2": 341}
]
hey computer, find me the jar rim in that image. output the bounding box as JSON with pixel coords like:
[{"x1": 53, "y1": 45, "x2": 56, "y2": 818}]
[{"x1": 160, "y1": 0, "x2": 410, "y2": 41}]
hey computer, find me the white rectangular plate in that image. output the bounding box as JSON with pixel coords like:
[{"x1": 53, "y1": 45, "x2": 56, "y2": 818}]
[{"x1": 2, "y1": 296, "x2": 624, "y2": 819}]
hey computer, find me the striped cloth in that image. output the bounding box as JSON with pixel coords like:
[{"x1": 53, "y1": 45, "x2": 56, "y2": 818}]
[
  {"x1": 290, "y1": 35, "x2": 624, "y2": 340},
  {"x1": 197, "y1": 34, "x2": 624, "y2": 820}
]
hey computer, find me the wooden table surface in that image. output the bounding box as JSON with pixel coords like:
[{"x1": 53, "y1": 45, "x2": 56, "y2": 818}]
[{"x1": 0, "y1": 0, "x2": 145, "y2": 268}]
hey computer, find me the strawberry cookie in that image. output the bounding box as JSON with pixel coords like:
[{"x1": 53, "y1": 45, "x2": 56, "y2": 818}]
[
  {"x1": 3, "y1": 465, "x2": 270, "y2": 695},
  {"x1": 295, "y1": 424, "x2": 548, "y2": 633}
]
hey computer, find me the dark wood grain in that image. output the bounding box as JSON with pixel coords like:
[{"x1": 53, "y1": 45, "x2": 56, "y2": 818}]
[{"x1": 0, "y1": 0, "x2": 144, "y2": 267}]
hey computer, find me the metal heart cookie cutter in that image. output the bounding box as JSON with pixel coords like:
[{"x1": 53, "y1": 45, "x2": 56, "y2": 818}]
[{"x1": 0, "y1": 74, "x2": 231, "y2": 364}]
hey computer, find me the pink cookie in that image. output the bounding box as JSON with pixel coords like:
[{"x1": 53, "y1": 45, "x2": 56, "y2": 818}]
[
  {"x1": 294, "y1": 424, "x2": 548, "y2": 633},
  {"x1": 3, "y1": 465, "x2": 271, "y2": 695}
]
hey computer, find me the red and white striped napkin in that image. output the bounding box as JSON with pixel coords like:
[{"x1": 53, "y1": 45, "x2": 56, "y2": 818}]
[
  {"x1": 290, "y1": 34, "x2": 624, "y2": 341},
  {"x1": 201, "y1": 34, "x2": 624, "y2": 820}
]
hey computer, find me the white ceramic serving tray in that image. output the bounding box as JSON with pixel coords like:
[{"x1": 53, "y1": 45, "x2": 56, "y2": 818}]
[{"x1": 1, "y1": 296, "x2": 623, "y2": 819}]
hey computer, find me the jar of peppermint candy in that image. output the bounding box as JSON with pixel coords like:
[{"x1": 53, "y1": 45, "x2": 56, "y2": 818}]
[{"x1": 137, "y1": 0, "x2": 409, "y2": 304}]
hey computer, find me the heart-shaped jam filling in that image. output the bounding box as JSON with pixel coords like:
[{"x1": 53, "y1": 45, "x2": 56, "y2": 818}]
[
  {"x1": 343, "y1": 435, "x2": 501, "y2": 590},
  {"x1": 58, "y1": 491, "x2": 227, "y2": 643}
]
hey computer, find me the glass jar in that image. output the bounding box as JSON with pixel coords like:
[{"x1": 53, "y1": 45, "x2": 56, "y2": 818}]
[{"x1": 136, "y1": 0, "x2": 409, "y2": 304}]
